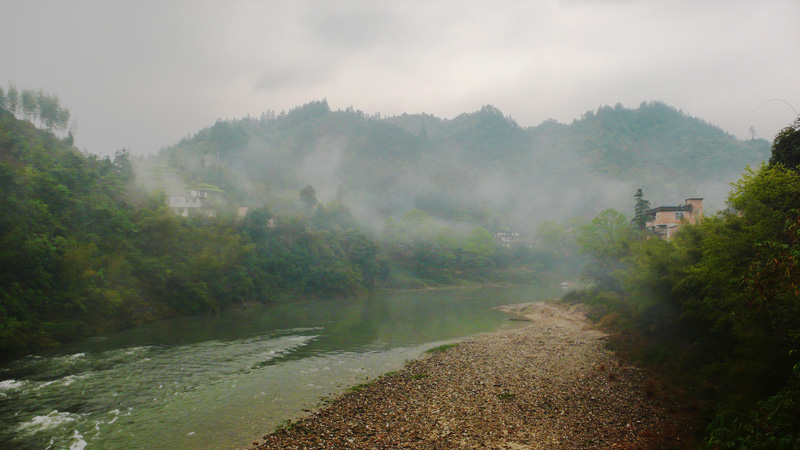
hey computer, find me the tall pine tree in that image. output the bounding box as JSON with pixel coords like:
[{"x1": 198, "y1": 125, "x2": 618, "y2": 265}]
[{"x1": 632, "y1": 188, "x2": 651, "y2": 231}]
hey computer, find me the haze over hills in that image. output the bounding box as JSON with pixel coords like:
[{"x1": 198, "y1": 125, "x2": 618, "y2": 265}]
[
  {"x1": 2, "y1": 3, "x2": 797, "y2": 446},
  {"x1": 3, "y1": 91, "x2": 799, "y2": 449},
  {"x1": 152, "y1": 100, "x2": 770, "y2": 234}
]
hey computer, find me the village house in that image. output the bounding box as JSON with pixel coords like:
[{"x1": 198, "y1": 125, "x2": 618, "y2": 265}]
[
  {"x1": 495, "y1": 231, "x2": 525, "y2": 247},
  {"x1": 167, "y1": 190, "x2": 216, "y2": 217},
  {"x1": 645, "y1": 198, "x2": 703, "y2": 239}
]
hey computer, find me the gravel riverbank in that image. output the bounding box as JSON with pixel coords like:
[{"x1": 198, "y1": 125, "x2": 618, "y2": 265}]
[{"x1": 249, "y1": 302, "x2": 694, "y2": 449}]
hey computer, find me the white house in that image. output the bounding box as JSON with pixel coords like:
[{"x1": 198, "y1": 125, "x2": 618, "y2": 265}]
[{"x1": 168, "y1": 190, "x2": 216, "y2": 217}]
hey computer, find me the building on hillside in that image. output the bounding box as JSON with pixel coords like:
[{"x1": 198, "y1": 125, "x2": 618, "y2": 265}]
[
  {"x1": 495, "y1": 231, "x2": 525, "y2": 247},
  {"x1": 168, "y1": 190, "x2": 216, "y2": 217},
  {"x1": 645, "y1": 198, "x2": 703, "y2": 239}
]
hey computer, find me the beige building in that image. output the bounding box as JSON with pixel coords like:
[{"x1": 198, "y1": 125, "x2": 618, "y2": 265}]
[{"x1": 645, "y1": 198, "x2": 703, "y2": 239}]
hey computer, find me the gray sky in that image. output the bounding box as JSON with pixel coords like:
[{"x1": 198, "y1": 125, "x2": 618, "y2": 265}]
[{"x1": 2, "y1": 0, "x2": 798, "y2": 156}]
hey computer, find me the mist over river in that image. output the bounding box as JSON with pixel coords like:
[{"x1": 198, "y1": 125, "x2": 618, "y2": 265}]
[{"x1": 0, "y1": 285, "x2": 561, "y2": 450}]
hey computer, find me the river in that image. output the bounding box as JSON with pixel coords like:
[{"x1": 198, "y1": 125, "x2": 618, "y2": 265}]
[{"x1": 0, "y1": 285, "x2": 562, "y2": 450}]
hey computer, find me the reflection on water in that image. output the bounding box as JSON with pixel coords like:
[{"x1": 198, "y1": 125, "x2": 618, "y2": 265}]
[{"x1": 0, "y1": 285, "x2": 559, "y2": 450}]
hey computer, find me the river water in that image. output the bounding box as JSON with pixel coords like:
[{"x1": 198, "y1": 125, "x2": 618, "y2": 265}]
[{"x1": 0, "y1": 285, "x2": 560, "y2": 450}]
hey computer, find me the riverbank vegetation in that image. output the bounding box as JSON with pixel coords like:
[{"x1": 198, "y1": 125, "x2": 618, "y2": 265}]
[
  {"x1": 563, "y1": 120, "x2": 800, "y2": 448},
  {"x1": 0, "y1": 108, "x2": 526, "y2": 361}
]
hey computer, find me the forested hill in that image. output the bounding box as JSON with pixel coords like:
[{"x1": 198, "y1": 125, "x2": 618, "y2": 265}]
[
  {"x1": 0, "y1": 109, "x2": 385, "y2": 360},
  {"x1": 0, "y1": 109, "x2": 136, "y2": 355},
  {"x1": 160, "y1": 100, "x2": 769, "y2": 232},
  {"x1": 0, "y1": 100, "x2": 772, "y2": 360}
]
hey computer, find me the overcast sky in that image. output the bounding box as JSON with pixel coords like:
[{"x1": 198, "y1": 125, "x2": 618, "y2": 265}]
[{"x1": 2, "y1": 0, "x2": 798, "y2": 156}]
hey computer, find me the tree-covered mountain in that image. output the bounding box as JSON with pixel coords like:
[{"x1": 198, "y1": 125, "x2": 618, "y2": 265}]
[
  {"x1": 0, "y1": 104, "x2": 518, "y2": 361},
  {"x1": 158, "y1": 100, "x2": 770, "y2": 236},
  {"x1": 0, "y1": 109, "x2": 390, "y2": 360},
  {"x1": 0, "y1": 98, "x2": 773, "y2": 361}
]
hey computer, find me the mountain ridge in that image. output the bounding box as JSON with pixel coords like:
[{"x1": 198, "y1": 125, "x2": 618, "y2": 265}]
[{"x1": 156, "y1": 100, "x2": 770, "y2": 232}]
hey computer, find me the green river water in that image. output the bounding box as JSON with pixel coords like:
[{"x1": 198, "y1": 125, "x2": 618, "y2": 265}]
[{"x1": 0, "y1": 285, "x2": 562, "y2": 450}]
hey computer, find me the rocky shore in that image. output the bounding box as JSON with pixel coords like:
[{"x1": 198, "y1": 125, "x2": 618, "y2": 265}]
[{"x1": 250, "y1": 302, "x2": 694, "y2": 449}]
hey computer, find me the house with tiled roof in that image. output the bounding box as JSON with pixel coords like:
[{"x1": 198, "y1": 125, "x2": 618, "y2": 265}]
[{"x1": 645, "y1": 198, "x2": 703, "y2": 239}]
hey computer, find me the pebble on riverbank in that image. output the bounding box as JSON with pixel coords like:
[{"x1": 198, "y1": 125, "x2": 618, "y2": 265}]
[{"x1": 250, "y1": 302, "x2": 694, "y2": 449}]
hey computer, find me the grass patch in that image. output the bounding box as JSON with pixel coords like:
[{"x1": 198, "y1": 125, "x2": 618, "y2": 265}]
[
  {"x1": 347, "y1": 381, "x2": 373, "y2": 392},
  {"x1": 274, "y1": 419, "x2": 294, "y2": 431},
  {"x1": 410, "y1": 373, "x2": 428, "y2": 380},
  {"x1": 426, "y1": 343, "x2": 458, "y2": 353},
  {"x1": 497, "y1": 393, "x2": 516, "y2": 400},
  {"x1": 274, "y1": 419, "x2": 309, "y2": 433}
]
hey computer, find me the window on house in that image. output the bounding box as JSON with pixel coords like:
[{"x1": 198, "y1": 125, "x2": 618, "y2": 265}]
[{"x1": 676, "y1": 212, "x2": 684, "y2": 221}]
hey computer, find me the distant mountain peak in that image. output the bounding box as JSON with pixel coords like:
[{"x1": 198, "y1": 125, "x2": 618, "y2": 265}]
[{"x1": 479, "y1": 104, "x2": 504, "y2": 116}]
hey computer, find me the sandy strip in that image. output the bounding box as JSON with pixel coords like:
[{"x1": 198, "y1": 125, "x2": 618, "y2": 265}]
[{"x1": 250, "y1": 302, "x2": 693, "y2": 449}]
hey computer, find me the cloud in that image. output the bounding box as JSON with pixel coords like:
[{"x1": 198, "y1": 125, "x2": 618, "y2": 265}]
[
  {"x1": 256, "y1": 63, "x2": 332, "y2": 91},
  {"x1": 1, "y1": 0, "x2": 797, "y2": 155},
  {"x1": 304, "y1": 2, "x2": 409, "y2": 49}
]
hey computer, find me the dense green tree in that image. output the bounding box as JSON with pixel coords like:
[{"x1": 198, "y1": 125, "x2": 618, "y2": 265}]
[
  {"x1": 300, "y1": 185, "x2": 317, "y2": 211},
  {"x1": 5, "y1": 84, "x2": 19, "y2": 115},
  {"x1": 631, "y1": 188, "x2": 651, "y2": 231},
  {"x1": 207, "y1": 119, "x2": 248, "y2": 153},
  {"x1": 769, "y1": 119, "x2": 800, "y2": 171},
  {"x1": 703, "y1": 369, "x2": 800, "y2": 450},
  {"x1": 396, "y1": 209, "x2": 439, "y2": 243},
  {"x1": 0, "y1": 84, "x2": 70, "y2": 133},
  {"x1": 576, "y1": 208, "x2": 632, "y2": 291},
  {"x1": 342, "y1": 229, "x2": 381, "y2": 287},
  {"x1": 312, "y1": 200, "x2": 356, "y2": 230},
  {"x1": 113, "y1": 149, "x2": 134, "y2": 182},
  {"x1": 728, "y1": 164, "x2": 800, "y2": 238},
  {"x1": 239, "y1": 207, "x2": 272, "y2": 242},
  {"x1": 577, "y1": 208, "x2": 630, "y2": 261},
  {"x1": 740, "y1": 210, "x2": 800, "y2": 355},
  {"x1": 462, "y1": 227, "x2": 497, "y2": 269},
  {"x1": 21, "y1": 89, "x2": 36, "y2": 122},
  {"x1": 713, "y1": 166, "x2": 800, "y2": 360},
  {"x1": 36, "y1": 90, "x2": 70, "y2": 132}
]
